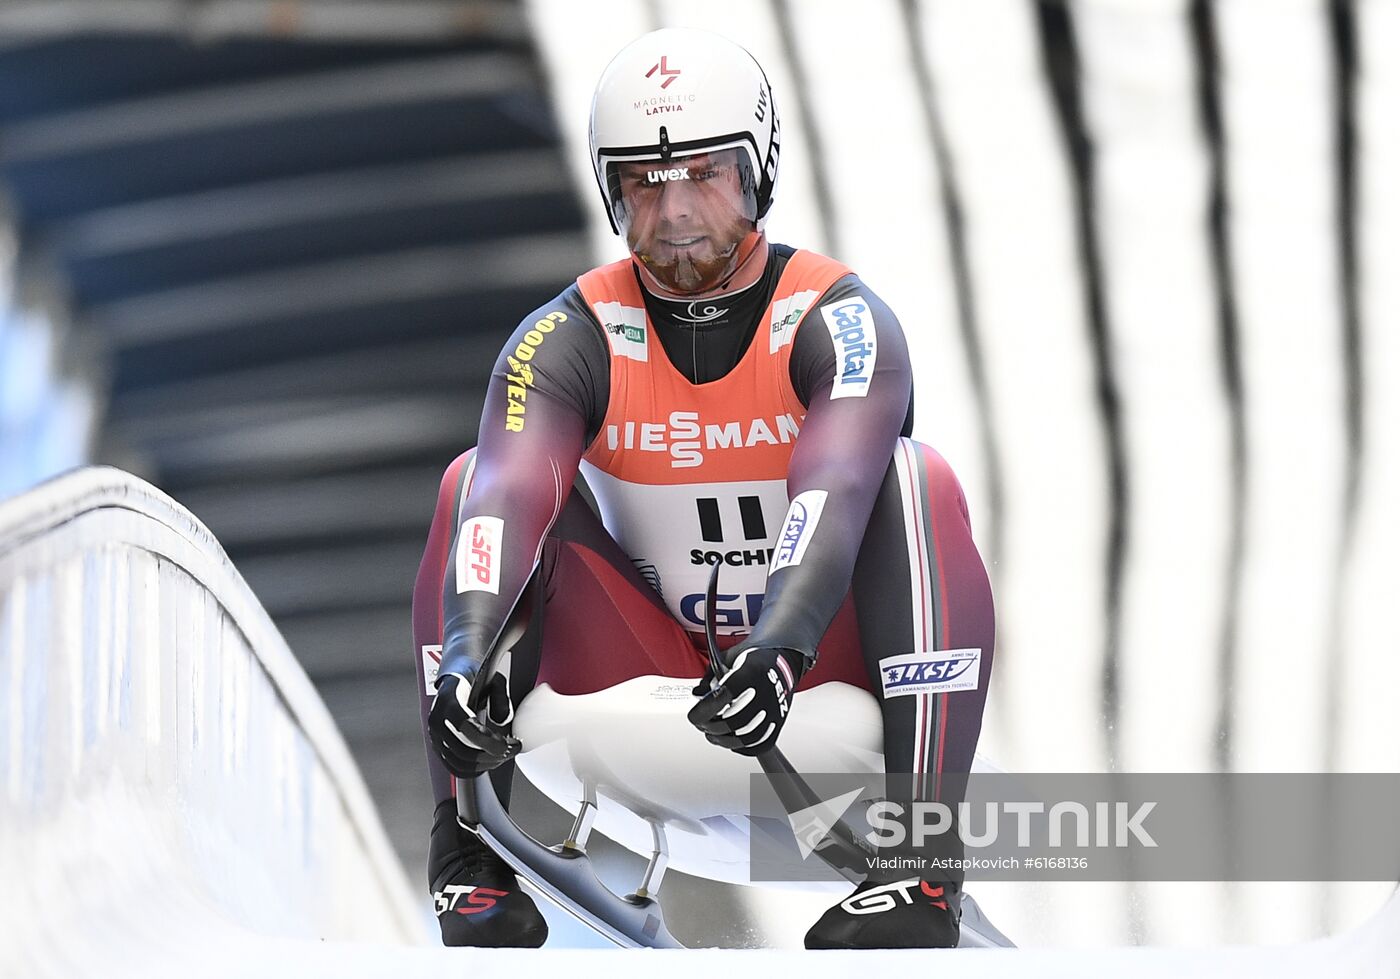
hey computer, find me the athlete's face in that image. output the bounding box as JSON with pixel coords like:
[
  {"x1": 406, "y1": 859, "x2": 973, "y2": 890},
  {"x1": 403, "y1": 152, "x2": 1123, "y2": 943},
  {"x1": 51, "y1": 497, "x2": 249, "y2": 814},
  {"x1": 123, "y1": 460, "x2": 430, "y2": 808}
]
[{"x1": 615, "y1": 149, "x2": 756, "y2": 295}]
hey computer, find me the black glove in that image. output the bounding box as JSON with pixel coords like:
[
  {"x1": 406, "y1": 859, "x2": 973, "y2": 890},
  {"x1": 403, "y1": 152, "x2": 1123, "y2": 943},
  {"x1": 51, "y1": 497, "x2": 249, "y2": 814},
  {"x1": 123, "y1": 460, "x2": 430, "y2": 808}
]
[
  {"x1": 428, "y1": 672, "x2": 521, "y2": 778},
  {"x1": 687, "y1": 646, "x2": 807, "y2": 756}
]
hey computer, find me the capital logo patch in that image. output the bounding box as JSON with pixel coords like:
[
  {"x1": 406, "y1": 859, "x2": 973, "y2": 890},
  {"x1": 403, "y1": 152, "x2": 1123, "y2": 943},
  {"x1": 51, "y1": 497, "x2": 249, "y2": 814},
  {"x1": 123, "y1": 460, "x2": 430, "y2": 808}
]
[{"x1": 821, "y1": 297, "x2": 877, "y2": 399}]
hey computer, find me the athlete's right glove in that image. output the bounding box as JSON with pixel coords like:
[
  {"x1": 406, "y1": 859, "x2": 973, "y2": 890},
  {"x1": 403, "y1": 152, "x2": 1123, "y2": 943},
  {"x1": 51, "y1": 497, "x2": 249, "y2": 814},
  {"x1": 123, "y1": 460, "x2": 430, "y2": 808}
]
[{"x1": 428, "y1": 672, "x2": 521, "y2": 778}]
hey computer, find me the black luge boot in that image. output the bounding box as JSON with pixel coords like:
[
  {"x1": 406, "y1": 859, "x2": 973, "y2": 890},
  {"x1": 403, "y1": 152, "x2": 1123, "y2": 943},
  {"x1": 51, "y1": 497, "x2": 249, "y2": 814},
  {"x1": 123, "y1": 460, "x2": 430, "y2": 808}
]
[
  {"x1": 804, "y1": 877, "x2": 960, "y2": 949},
  {"x1": 428, "y1": 798, "x2": 548, "y2": 947}
]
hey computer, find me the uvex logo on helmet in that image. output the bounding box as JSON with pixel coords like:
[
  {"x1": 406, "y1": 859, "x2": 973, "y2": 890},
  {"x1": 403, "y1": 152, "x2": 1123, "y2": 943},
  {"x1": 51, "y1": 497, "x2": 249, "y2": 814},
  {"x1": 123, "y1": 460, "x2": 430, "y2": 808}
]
[
  {"x1": 646, "y1": 167, "x2": 691, "y2": 184},
  {"x1": 645, "y1": 56, "x2": 682, "y2": 88}
]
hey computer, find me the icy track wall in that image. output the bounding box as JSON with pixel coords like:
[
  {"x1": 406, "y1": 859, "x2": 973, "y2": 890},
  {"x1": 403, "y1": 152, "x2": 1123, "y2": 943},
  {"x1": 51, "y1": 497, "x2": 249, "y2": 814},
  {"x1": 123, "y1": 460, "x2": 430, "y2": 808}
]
[{"x1": 0, "y1": 467, "x2": 423, "y2": 977}]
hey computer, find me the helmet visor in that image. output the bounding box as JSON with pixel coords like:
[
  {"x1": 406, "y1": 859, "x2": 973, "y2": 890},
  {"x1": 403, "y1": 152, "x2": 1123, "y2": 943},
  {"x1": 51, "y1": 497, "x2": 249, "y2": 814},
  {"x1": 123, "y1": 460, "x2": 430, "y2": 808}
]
[{"x1": 604, "y1": 146, "x2": 760, "y2": 293}]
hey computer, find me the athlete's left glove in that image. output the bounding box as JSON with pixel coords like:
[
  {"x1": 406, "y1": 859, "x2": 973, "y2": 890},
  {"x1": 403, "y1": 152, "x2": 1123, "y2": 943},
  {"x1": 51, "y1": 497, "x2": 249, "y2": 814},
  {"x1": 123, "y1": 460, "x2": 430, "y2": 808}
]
[
  {"x1": 687, "y1": 646, "x2": 808, "y2": 756},
  {"x1": 428, "y1": 672, "x2": 521, "y2": 778}
]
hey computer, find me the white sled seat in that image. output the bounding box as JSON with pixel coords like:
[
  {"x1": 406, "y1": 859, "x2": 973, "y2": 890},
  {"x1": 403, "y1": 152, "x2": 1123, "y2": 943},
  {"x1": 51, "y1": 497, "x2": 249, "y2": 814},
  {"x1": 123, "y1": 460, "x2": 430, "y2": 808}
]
[{"x1": 513, "y1": 677, "x2": 883, "y2": 884}]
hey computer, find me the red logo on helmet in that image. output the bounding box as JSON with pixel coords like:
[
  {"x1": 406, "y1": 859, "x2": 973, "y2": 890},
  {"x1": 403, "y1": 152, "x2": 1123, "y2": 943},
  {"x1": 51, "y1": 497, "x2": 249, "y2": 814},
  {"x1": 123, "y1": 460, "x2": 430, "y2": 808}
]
[{"x1": 646, "y1": 56, "x2": 681, "y2": 89}]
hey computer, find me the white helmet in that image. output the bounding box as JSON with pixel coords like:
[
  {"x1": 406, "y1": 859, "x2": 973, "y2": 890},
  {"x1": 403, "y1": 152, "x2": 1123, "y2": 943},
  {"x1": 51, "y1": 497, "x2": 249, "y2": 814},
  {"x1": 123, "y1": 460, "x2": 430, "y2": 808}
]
[{"x1": 588, "y1": 28, "x2": 781, "y2": 236}]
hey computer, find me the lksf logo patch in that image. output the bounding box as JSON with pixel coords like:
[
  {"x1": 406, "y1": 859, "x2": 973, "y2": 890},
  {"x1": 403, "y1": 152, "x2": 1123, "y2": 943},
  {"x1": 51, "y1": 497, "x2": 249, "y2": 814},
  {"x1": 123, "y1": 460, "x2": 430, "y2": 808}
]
[
  {"x1": 878, "y1": 648, "x2": 982, "y2": 698},
  {"x1": 455, "y1": 516, "x2": 504, "y2": 595},
  {"x1": 821, "y1": 297, "x2": 877, "y2": 399},
  {"x1": 770, "y1": 489, "x2": 828, "y2": 573}
]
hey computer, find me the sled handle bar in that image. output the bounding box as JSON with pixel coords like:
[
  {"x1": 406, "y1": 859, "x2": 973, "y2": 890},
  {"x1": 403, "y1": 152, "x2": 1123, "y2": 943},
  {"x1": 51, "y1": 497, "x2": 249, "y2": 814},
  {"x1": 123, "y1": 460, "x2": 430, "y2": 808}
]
[{"x1": 702, "y1": 564, "x2": 874, "y2": 882}]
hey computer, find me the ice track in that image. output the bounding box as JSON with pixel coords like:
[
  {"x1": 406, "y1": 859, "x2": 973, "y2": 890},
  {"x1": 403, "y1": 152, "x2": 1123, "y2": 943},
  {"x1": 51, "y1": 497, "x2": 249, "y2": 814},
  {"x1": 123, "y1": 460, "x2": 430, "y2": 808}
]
[{"x1": 1, "y1": 469, "x2": 1396, "y2": 977}]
